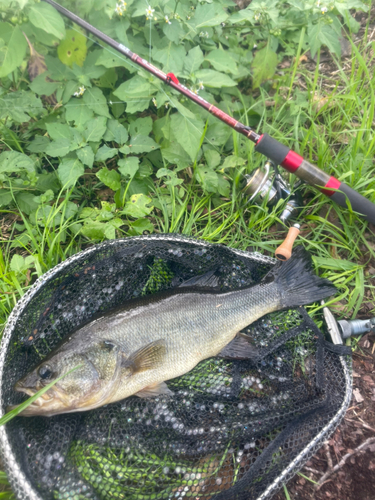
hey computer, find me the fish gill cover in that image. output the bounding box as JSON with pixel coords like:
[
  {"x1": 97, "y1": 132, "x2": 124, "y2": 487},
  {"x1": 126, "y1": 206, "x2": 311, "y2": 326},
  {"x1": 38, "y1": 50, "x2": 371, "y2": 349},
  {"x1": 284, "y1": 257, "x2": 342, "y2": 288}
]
[{"x1": 0, "y1": 235, "x2": 351, "y2": 500}]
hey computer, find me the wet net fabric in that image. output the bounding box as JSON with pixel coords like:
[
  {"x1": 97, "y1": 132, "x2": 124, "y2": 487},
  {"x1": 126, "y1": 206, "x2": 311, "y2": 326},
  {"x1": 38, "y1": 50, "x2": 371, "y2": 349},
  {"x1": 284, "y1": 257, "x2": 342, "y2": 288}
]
[{"x1": 0, "y1": 235, "x2": 352, "y2": 500}]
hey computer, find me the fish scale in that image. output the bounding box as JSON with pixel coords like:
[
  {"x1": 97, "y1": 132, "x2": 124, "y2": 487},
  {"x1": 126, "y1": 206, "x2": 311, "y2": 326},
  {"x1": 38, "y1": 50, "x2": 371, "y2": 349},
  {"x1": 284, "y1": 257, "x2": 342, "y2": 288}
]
[{"x1": 12, "y1": 247, "x2": 336, "y2": 416}]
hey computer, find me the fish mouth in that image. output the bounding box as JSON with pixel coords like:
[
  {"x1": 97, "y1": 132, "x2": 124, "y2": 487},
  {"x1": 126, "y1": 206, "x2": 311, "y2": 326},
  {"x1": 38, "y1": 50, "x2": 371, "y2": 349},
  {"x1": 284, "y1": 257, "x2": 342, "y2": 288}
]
[{"x1": 10, "y1": 381, "x2": 64, "y2": 416}]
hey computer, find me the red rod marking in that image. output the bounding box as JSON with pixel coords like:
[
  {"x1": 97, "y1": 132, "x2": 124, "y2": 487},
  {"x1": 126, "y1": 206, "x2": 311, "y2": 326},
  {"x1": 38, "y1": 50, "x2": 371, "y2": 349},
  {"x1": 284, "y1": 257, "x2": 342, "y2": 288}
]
[
  {"x1": 166, "y1": 73, "x2": 179, "y2": 85},
  {"x1": 281, "y1": 151, "x2": 303, "y2": 173},
  {"x1": 320, "y1": 176, "x2": 341, "y2": 197}
]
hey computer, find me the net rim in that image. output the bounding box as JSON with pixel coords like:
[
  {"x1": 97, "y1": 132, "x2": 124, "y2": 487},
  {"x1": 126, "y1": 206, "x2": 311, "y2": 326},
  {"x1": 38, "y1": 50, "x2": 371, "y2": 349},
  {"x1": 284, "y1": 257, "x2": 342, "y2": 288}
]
[{"x1": 0, "y1": 234, "x2": 351, "y2": 500}]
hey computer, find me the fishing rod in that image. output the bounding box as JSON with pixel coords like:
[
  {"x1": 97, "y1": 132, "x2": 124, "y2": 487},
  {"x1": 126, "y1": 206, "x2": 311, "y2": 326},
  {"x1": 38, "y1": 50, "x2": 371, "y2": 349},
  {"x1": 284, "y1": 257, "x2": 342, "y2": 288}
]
[{"x1": 43, "y1": 0, "x2": 375, "y2": 225}]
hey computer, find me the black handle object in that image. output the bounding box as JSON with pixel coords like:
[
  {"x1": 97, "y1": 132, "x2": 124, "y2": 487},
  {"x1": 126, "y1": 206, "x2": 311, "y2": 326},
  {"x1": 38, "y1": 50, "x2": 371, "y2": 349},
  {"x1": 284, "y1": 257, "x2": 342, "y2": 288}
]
[
  {"x1": 42, "y1": 0, "x2": 375, "y2": 225},
  {"x1": 255, "y1": 134, "x2": 375, "y2": 224}
]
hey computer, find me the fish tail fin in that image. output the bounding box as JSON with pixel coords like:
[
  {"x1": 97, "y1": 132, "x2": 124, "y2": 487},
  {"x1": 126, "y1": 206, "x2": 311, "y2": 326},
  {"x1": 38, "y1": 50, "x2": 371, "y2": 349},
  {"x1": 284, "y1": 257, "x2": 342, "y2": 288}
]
[{"x1": 267, "y1": 246, "x2": 336, "y2": 308}]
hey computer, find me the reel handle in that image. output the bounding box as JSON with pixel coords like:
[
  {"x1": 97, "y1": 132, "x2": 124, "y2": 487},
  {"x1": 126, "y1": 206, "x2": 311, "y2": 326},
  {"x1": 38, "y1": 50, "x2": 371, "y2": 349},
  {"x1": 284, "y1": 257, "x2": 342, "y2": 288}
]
[{"x1": 275, "y1": 224, "x2": 300, "y2": 261}]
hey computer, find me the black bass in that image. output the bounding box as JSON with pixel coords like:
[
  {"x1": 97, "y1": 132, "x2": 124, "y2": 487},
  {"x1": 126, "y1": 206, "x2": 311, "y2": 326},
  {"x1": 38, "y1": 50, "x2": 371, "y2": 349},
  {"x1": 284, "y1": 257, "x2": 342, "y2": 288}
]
[{"x1": 12, "y1": 247, "x2": 335, "y2": 416}]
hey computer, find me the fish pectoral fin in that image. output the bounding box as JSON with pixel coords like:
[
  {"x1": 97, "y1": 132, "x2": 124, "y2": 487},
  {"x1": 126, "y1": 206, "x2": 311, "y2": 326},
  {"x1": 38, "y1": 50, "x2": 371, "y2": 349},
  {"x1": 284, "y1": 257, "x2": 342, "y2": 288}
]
[
  {"x1": 218, "y1": 333, "x2": 259, "y2": 360},
  {"x1": 122, "y1": 339, "x2": 167, "y2": 374},
  {"x1": 135, "y1": 381, "x2": 173, "y2": 398}
]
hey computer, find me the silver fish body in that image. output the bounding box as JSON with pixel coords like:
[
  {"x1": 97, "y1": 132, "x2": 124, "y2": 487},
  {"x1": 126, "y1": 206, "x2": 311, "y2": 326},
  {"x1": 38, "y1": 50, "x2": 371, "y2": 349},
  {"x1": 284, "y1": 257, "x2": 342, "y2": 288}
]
[{"x1": 12, "y1": 247, "x2": 336, "y2": 416}]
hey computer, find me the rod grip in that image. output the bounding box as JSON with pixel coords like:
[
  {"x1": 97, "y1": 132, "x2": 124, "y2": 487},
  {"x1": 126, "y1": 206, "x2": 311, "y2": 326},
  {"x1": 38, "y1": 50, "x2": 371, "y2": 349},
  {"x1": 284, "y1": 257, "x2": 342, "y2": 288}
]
[
  {"x1": 275, "y1": 225, "x2": 300, "y2": 261},
  {"x1": 330, "y1": 182, "x2": 375, "y2": 225}
]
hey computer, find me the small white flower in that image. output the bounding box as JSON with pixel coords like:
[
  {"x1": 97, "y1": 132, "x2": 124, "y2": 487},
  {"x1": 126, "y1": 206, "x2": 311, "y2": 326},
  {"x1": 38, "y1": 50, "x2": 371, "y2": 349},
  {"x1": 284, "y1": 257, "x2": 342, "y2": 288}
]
[
  {"x1": 199, "y1": 31, "x2": 205, "y2": 37},
  {"x1": 254, "y1": 13, "x2": 260, "y2": 21},
  {"x1": 115, "y1": 2, "x2": 126, "y2": 15},
  {"x1": 145, "y1": 5, "x2": 155, "y2": 17},
  {"x1": 321, "y1": 6, "x2": 327, "y2": 13},
  {"x1": 198, "y1": 81, "x2": 204, "y2": 90},
  {"x1": 316, "y1": 0, "x2": 321, "y2": 6},
  {"x1": 165, "y1": 102, "x2": 169, "y2": 109},
  {"x1": 187, "y1": 16, "x2": 190, "y2": 20},
  {"x1": 73, "y1": 85, "x2": 86, "y2": 97},
  {"x1": 164, "y1": 15, "x2": 171, "y2": 24},
  {"x1": 152, "y1": 97, "x2": 157, "y2": 106}
]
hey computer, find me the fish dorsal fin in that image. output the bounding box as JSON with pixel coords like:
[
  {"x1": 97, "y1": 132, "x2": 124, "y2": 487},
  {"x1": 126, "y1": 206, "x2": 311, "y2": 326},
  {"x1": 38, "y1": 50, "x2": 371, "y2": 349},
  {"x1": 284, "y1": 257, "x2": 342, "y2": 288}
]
[
  {"x1": 179, "y1": 269, "x2": 220, "y2": 289},
  {"x1": 135, "y1": 381, "x2": 174, "y2": 398},
  {"x1": 122, "y1": 340, "x2": 166, "y2": 374}
]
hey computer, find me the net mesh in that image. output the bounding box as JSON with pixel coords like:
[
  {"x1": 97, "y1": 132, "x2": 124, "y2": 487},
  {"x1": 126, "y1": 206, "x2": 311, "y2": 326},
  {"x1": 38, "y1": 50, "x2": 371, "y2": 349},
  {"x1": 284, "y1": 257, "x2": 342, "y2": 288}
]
[{"x1": 0, "y1": 235, "x2": 352, "y2": 500}]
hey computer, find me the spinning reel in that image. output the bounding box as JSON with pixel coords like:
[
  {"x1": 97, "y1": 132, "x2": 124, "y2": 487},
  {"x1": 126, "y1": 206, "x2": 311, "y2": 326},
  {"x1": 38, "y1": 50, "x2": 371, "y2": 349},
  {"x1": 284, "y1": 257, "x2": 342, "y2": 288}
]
[{"x1": 241, "y1": 160, "x2": 303, "y2": 223}]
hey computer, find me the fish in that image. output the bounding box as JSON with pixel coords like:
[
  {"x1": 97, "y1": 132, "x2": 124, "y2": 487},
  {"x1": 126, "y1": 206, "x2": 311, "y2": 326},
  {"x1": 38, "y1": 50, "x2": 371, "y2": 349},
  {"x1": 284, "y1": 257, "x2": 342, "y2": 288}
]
[{"x1": 11, "y1": 246, "x2": 336, "y2": 417}]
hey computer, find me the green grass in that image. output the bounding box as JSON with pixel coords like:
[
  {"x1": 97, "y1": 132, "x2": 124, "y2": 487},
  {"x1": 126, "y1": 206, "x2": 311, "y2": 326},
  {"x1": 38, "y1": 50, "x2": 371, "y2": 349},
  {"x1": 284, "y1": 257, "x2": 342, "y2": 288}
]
[{"x1": 1, "y1": 6, "x2": 375, "y2": 500}]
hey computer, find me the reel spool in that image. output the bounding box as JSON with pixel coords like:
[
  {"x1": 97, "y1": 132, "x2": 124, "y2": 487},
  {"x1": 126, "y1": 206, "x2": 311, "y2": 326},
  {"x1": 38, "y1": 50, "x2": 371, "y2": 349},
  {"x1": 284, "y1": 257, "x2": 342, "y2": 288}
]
[{"x1": 241, "y1": 161, "x2": 303, "y2": 224}]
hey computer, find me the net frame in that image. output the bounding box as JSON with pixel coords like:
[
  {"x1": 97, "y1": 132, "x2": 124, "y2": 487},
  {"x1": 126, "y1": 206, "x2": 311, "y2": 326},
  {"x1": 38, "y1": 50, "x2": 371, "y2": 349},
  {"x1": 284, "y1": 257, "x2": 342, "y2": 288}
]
[{"x1": 0, "y1": 234, "x2": 352, "y2": 500}]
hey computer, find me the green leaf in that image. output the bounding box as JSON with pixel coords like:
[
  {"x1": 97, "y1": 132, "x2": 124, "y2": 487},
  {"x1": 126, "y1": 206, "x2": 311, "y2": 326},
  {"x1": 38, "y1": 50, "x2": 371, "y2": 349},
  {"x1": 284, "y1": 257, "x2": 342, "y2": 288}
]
[
  {"x1": 205, "y1": 122, "x2": 231, "y2": 146},
  {"x1": 46, "y1": 123, "x2": 73, "y2": 141},
  {"x1": 217, "y1": 174, "x2": 230, "y2": 197},
  {"x1": 170, "y1": 114, "x2": 204, "y2": 161},
  {"x1": 193, "y1": 3, "x2": 228, "y2": 28},
  {"x1": 123, "y1": 193, "x2": 154, "y2": 218},
  {"x1": 15, "y1": 192, "x2": 39, "y2": 215},
  {"x1": 95, "y1": 145, "x2": 118, "y2": 162},
  {"x1": 96, "y1": 167, "x2": 121, "y2": 191},
  {"x1": 118, "y1": 156, "x2": 139, "y2": 178},
  {"x1": 29, "y1": 73, "x2": 60, "y2": 96},
  {"x1": 221, "y1": 154, "x2": 246, "y2": 170},
  {"x1": 308, "y1": 23, "x2": 342, "y2": 58},
  {"x1": 45, "y1": 55, "x2": 75, "y2": 80},
  {"x1": 0, "y1": 190, "x2": 12, "y2": 207},
  {"x1": 76, "y1": 146, "x2": 95, "y2": 168},
  {"x1": 128, "y1": 218, "x2": 154, "y2": 235},
  {"x1": 163, "y1": 19, "x2": 185, "y2": 44},
  {"x1": 81, "y1": 220, "x2": 108, "y2": 240},
  {"x1": 82, "y1": 86, "x2": 110, "y2": 118},
  {"x1": 129, "y1": 136, "x2": 160, "y2": 154},
  {"x1": 251, "y1": 43, "x2": 278, "y2": 89},
  {"x1": 95, "y1": 49, "x2": 136, "y2": 72},
  {"x1": 66, "y1": 100, "x2": 94, "y2": 128},
  {"x1": 57, "y1": 29, "x2": 87, "y2": 67},
  {"x1": 313, "y1": 257, "x2": 359, "y2": 271},
  {"x1": 183, "y1": 46, "x2": 204, "y2": 76},
  {"x1": 196, "y1": 166, "x2": 218, "y2": 193},
  {"x1": 45, "y1": 138, "x2": 71, "y2": 157},
  {"x1": 73, "y1": 50, "x2": 106, "y2": 80},
  {"x1": 0, "y1": 24, "x2": 27, "y2": 78},
  {"x1": 27, "y1": 136, "x2": 50, "y2": 153},
  {"x1": 0, "y1": 90, "x2": 44, "y2": 123},
  {"x1": 10, "y1": 254, "x2": 34, "y2": 273},
  {"x1": 97, "y1": 67, "x2": 118, "y2": 89},
  {"x1": 29, "y1": 3, "x2": 66, "y2": 40},
  {"x1": 195, "y1": 69, "x2": 236, "y2": 88},
  {"x1": 161, "y1": 142, "x2": 191, "y2": 169},
  {"x1": 83, "y1": 116, "x2": 107, "y2": 142},
  {"x1": 206, "y1": 49, "x2": 238, "y2": 74},
  {"x1": 104, "y1": 119, "x2": 129, "y2": 145},
  {"x1": 129, "y1": 117, "x2": 153, "y2": 137},
  {"x1": 113, "y1": 76, "x2": 152, "y2": 113},
  {"x1": 152, "y1": 44, "x2": 185, "y2": 75},
  {"x1": 57, "y1": 159, "x2": 84, "y2": 188},
  {"x1": 0, "y1": 151, "x2": 35, "y2": 175},
  {"x1": 204, "y1": 149, "x2": 221, "y2": 169}
]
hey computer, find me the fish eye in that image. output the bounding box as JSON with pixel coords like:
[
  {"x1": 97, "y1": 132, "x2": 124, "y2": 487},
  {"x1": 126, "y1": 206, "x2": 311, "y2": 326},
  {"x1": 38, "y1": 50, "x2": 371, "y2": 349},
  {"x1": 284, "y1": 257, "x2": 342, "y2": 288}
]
[{"x1": 38, "y1": 365, "x2": 53, "y2": 380}]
